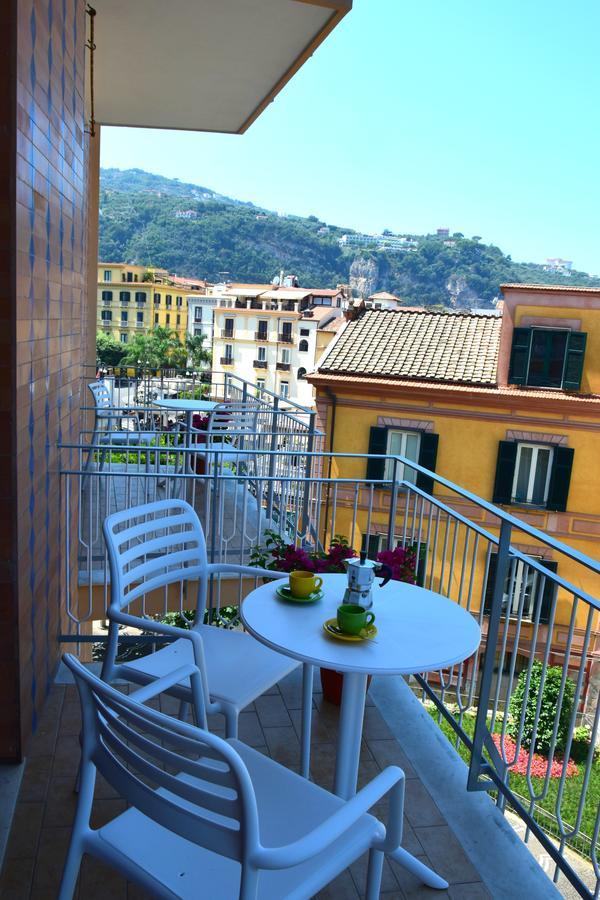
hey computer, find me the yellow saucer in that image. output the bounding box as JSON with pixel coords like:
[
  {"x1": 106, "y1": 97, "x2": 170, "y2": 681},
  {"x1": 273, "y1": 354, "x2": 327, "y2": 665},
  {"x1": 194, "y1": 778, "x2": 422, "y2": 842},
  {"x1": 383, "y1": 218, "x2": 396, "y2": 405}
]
[{"x1": 323, "y1": 618, "x2": 378, "y2": 642}]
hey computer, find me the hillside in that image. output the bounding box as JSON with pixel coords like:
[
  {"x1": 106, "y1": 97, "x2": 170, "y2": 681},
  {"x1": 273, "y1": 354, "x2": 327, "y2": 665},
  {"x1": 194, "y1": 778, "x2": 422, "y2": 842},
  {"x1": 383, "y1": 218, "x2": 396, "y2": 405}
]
[{"x1": 99, "y1": 168, "x2": 600, "y2": 307}]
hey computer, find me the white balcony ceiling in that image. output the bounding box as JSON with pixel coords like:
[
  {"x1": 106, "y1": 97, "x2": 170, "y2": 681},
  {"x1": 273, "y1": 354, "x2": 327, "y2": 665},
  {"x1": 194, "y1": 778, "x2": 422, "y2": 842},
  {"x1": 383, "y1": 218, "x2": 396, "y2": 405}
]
[{"x1": 92, "y1": 0, "x2": 351, "y2": 133}]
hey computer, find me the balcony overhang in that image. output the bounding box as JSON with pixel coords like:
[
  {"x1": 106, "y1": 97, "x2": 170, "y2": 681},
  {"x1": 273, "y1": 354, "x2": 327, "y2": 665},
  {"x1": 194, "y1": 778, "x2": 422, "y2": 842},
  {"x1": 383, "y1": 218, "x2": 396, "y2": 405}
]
[{"x1": 92, "y1": 0, "x2": 352, "y2": 133}]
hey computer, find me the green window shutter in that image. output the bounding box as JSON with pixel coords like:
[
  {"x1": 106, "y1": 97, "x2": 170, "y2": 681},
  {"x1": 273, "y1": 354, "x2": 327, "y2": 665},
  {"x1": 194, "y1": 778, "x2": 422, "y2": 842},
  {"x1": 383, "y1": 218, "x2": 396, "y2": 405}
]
[
  {"x1": 492, "y1": 441, "x2": 517, "y2": 504},
  {"x1": 416, "y1": 433, "x2": 439, "y2": 495},
  {"x1": 366, "y1": 426, "x2": 388, "y2": 481},
  {"x1": 483, "y1": 552, "x2": 498, "y2": 615},
  {"x1": 537, "y1": 560, "x2": 558, "y2": 625},
  {"x1": 546, "y1": 446, "x2": 574, "y2": 511},
  {"x1": 508, "y1": 328, "x2": 532, "y2": 385},
  {"x1": 361, "y1": 533, "x2": 381, "y2": 559},
  {"x1": 563, "y1": 332, "x2": 587, "y2": 390}
]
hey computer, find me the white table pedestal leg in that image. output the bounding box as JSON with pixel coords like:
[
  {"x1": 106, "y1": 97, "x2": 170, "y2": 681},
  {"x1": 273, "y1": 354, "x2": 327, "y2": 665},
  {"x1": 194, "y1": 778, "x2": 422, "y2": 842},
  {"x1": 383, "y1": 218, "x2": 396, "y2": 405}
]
[
  {"x1": 332, "y1": 671, "x2": 448, "y2": 890},
  {"x1": 333, "y1": 671, "x2": 368, "y2": 800},
  {"x1": 300, "y1": 663, "x2": 313, "y2": 779}
]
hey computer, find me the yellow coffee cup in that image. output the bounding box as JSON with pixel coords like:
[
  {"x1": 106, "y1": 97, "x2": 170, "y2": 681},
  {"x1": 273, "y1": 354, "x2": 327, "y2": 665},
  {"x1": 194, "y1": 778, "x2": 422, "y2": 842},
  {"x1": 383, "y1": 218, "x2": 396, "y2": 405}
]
[{"x1": 289, "y1": 570, "x2": 323, "y2": 598}]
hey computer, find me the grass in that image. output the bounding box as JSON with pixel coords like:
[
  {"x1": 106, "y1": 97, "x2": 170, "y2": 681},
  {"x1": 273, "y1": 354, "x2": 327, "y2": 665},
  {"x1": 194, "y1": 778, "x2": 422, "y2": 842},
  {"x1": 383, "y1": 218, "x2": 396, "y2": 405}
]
[{"x1": 426, "y1": 704, "x2": 600, "y2": 860}]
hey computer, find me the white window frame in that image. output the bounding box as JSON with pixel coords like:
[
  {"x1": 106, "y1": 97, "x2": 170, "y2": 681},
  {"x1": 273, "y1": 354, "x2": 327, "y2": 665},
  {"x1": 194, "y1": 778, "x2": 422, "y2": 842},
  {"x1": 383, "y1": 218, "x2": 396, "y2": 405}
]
[
  {"x1": 101, "y1": 310, "x2": 112, "y2": 322},
  {"x1": 281, "y1": 347, "x2": 291, "y2": 364},
  {"x1": 384, "y1": 430, "x2": 421, "y2": 485},
  {"x1": 120, "y1": 333, "x2": 128, "y2": 343},
  {"x1": 257, "y1": 346, "x2": 267, "y2": 362},
  {"x1": 103, "y1": 270, "x2": 112, "y2": 282},
  {"x1": 512, "y1": 442, "x2": 553, "y2": 506},
  {"x1": 256, "y1": 378, "x2": 266, "y2": 392},
  {"x1": 224, "y1": 344, "x2": 233, "y2": 361},
  {"x1": 280, "y1": 380, "x2": 289, "y2": 399}
]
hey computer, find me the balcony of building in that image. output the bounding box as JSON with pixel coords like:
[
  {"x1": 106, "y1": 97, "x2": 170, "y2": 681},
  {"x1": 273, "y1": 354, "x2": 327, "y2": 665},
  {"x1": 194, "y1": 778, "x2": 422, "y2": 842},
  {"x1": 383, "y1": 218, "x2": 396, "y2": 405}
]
[
  {"x1": 277, "y1": 361, "x2": 292, "y2": 371},
  {"x1": 255, "y1": 330, "x2": 269, "y2": 341},
  {"x1": 278, "y1": 333, "x2": 294, "y2": 344},
  {"x1": 253, "y1": 359, "x2": 268, "y2": 369},
  {"x1": 220, "y1": 356, "x2": 234, "y2": 366},
  {"x1": 2, "y1": 374, "x2": 598, "y2": 898}
]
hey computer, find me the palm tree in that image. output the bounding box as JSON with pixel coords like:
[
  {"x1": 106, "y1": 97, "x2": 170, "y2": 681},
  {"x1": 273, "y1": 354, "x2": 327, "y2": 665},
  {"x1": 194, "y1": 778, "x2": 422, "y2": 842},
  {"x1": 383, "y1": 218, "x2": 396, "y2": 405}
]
[{"x1": 185, "y1": 332, "x2": 211, "y2": 371}]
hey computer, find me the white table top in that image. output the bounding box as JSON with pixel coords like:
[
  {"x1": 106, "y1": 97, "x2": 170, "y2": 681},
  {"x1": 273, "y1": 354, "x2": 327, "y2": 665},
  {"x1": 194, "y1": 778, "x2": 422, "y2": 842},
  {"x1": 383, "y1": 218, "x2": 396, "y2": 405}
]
[
  {"x1": 241, "y1": 573, "x2": 481, "y2": 676},
  {"x1": 152, "y1": 398, "x2": 217, "y2": 412}
]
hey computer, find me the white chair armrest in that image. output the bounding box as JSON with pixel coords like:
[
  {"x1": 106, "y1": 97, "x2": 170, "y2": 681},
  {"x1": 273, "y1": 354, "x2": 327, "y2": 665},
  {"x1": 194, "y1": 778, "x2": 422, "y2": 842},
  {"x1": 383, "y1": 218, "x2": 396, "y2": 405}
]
[
  {"x1": 252, "y1": 766, "x2": 404, "y2": 869},
  {"x1": 109, "y1": 609, "x2": 206, "y2": 664},
  {"x1": 128, "y1": 664, "x2": 200, "y2": 704},
  {"x1": 206, "y1": 563, "x2": 287, "y2": 581}
]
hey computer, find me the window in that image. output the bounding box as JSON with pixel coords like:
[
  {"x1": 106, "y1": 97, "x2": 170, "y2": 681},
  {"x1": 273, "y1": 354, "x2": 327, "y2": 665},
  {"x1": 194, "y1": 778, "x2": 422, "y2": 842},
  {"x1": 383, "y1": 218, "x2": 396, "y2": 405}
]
[
  {"x1": 120, "y1": 333, "x2": 128, "y2": 343},
  {"x1": 366, "y1": 426, "x2": 439, "y2": 495},
  {"x1": 224, "y1": 344, "x2": 233, "y2": 362},
  {"x1": 126, "y1": 272, "x2": 133, "y2": 283},
  {"x1": 493, "y1": 440, "x2": 574, "y2": 511},
  {"x1": 136, "y1": 311, "x2": 144, "y2": 325},
  {"x1": 101, "y1": 310, "x2": 112, "y2": 322},
  {"x1": 281, "y1": 322, "x2": 292, "y2": 339},
  {"x1": 101, "y1": 290, "x2": 112, "y2": 302},
  {"x1": 154, "y1": 293, "x2": 160, "y2": 305},
  {"x1": 313, "y1": 296, "x2": 332, "y2": 306},
  {"x1": 299, "y1": 339, "x2": 309, "y2": 352},
  {"x1": 280, "y1": 381, "x2": 289, "y2": 399},
  {"x1": 194, "y1": 327, "x2": 203, "y2": 336},
  {"x1": 258, "y1": 346, "x2": 267, "y2": 362},
  {"x1": 154, "y1": 313, "x2": 159, "y2": 324},
  {"x1": 121, "y1": 310, "x2": 128, "y2": 323},
  {"x1": 508, "y1": 327, "x2": 587, "y2": 390},
  {"x1": 194, "y1": 308, "x2": 203, "y2": 322},
  {"x1": 512, "y1": 443, "x2": 553, "y2": 505},
  {"x1": 135, "y1": 292, "x2": 146, "y2": 303},
  {"x1": 281, "y1": 348, "x2": 291, "y2": 364},
  {"x1": 257, "y1": 320, "x2": 268, "y2": 339},
  {"x1": 256, "y1": 378, "x2": 266, "y2": 392},
  {"x1": 297, "y1": 367, "x2": 307, "y2": 380},
  {"x1": 176, "y1": 296, "x2": 183, "y2": 307},
  {"x1": 176, "y1": 314, "x2": 181, "y2": 325},
  {"x1": 300, "y1": 328, "x2": 309, "y2": 336},
  {"x1": 384, "y1": 430, "x2": 421, "y2": 485},
  {"x1": 483, "y1": 554, "x2": 558, "y2": 624},
  {"x1": 119, "y1": 291, "x2": 130, "y2": 302},
  {"x1": 224, "y1": 317, "x2": 234, "y2": 336},
  {"x1": 165, "y1": 294, "x2": 172, "y2": 307},
  {"x1": 166, "y1": 313, "x2": 170, "y2": 325},
  {"x1": 103, "y1": 270, "x2": 112, "y2": 282}
]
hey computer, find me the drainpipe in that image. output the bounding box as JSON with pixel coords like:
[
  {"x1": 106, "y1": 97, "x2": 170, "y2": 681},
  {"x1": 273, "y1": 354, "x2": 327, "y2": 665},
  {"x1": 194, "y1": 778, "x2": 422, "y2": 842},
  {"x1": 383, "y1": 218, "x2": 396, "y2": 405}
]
[{"x1": 322, "y1": 387, "x2": 337, "y2": 546}]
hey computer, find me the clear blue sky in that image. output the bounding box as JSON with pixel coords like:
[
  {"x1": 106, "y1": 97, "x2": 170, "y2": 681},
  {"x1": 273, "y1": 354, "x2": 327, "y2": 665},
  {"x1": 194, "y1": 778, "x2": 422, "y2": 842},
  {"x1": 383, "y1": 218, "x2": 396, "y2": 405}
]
[{"x1": 100, "y1": 0, "x2": 600, "y2": 274}]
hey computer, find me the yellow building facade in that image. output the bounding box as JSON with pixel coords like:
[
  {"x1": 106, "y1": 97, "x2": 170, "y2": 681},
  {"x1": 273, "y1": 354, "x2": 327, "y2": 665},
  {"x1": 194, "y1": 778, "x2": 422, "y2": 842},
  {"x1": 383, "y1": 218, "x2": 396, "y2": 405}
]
[
  {"x1": 97, "y1": 263, "x2": 190, "y2": 346},
  {"x1": 309, "y1": 285, "x2": 600, "y2": 681}
]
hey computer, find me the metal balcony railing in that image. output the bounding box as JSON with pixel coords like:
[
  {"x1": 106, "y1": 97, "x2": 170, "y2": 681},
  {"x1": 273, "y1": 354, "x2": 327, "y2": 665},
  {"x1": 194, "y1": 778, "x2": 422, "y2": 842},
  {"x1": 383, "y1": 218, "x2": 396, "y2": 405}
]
[
  {"x1": 255, "y1": 331, "x2": 269, "y2": 341},
  {"x1": 220, "y1": 356, "x2": 234, "y2": 365},
  {"x1": 222, "y1": 329, "x2": 234, "y2": 339},
  {"x1": 253, "y1": 359, "x2": 268, "y2": 368},
  {"x1": 58, "y1": 411, "x2": 600, "y2": 897},
  {"x1": 278, "y1": 333, "x2": 293, "y2": 343},
  {"x1": 276, "y1": 361, "x2": 291, "y2": 371}
]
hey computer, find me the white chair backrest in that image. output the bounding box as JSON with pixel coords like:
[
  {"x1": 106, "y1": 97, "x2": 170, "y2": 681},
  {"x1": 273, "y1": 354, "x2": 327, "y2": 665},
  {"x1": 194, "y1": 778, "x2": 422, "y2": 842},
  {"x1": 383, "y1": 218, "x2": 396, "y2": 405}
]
[
  {"x1": 208, "y1": 403, "x2": 260, "y2": 447},
  {"x1": 103, "y1": 500, "x2": 208, "y2": 611},
  {"x1": 88, "y1": 380, "x2": 114, "y2": 418},
  {"x1": 64, "y1": 653, "x2": 259, "y2": 864}
]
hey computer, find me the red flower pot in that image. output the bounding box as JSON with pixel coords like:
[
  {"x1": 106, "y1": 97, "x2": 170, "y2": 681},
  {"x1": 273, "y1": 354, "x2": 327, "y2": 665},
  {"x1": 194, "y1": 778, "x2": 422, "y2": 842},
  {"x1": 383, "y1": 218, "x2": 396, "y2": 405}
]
[{"x1": 319, "y1": 667, "x2": 372, "y2": 706}]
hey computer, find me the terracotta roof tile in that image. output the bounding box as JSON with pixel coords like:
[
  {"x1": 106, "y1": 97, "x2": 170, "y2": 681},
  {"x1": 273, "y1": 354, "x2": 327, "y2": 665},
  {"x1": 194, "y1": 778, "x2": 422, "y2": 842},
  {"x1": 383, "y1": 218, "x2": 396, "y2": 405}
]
[{"x1": 317, "y1": 308, "x2": 501, "y2": 386}]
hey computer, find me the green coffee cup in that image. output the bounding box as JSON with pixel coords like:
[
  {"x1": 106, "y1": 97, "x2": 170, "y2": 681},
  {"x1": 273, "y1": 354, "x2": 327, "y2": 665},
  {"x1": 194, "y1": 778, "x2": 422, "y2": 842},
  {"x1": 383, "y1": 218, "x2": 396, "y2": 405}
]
[{"x1": 337, "y1": 604, "x2": 375, "y2": 635}]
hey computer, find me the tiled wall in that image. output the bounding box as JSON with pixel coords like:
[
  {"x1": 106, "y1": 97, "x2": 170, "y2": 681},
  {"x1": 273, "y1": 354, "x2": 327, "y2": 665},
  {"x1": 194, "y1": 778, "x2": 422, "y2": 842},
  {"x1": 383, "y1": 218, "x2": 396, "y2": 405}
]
[{"x1": 0, "y1": 0, "x2": 91, "y2": 760}]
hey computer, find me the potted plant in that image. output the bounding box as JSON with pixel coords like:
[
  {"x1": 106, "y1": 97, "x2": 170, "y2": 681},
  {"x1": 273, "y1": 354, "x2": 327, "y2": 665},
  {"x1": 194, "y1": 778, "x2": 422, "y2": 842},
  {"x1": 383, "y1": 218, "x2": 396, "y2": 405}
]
[{"x1": 250, "y1": 534, "x2": 418, "y2": 704}]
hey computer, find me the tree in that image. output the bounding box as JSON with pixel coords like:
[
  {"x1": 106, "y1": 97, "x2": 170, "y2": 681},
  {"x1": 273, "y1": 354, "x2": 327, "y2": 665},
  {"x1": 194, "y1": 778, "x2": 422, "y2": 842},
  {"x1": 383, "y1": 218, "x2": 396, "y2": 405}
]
[
  {"x1": 121, "y1": 333, "x2": 162, "y2": 370},
  {"x1": 185, "y1": 333, "x2": 211, "y2": 371},
  {"x1": 96, "y1": 331, "x2": 126, "y2": 368},
  {"x1": 149, "y1": 326, "x2": 187, "y2": 369},
  {"x1": 508, "y1": 660, "x2": 575, "y2": 754}
]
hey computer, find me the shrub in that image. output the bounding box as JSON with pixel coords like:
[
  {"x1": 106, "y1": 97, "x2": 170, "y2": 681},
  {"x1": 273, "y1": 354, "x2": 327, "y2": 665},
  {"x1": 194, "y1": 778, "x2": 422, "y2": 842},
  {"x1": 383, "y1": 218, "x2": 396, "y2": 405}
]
[{"x1": 508, "y1": 660, "x2": 575, "y2": 755}]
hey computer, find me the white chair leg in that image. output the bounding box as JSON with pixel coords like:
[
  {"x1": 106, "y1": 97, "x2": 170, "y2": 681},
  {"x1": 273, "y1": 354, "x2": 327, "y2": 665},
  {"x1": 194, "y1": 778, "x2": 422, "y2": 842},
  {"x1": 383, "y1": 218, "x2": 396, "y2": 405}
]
[
  {"x1": 223, "y1": 706, "x2": 238, "y2": 740},
  {"x1": 57, "y1": 837, "x2": 85, "y2": 900},
  {"x1": 365, "y1": 848, "x2": 384, "y2": 900},
  {"x1": 300, "y1": 663, "x2": 313, "y2": 778}
]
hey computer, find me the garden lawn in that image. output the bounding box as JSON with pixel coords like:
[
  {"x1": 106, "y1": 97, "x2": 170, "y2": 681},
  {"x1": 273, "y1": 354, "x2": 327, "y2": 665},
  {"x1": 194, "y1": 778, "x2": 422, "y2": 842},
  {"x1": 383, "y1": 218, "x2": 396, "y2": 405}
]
[{"x1": 426, "y1": 706, "x2": 600, "y2": 859}]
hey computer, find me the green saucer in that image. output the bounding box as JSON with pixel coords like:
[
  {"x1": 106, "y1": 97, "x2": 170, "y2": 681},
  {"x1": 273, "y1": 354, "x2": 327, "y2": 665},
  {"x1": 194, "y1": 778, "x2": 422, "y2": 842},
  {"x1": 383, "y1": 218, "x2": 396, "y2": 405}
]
[{"x1": 275, "y1": 584, "x2": 323, "y2": 604}]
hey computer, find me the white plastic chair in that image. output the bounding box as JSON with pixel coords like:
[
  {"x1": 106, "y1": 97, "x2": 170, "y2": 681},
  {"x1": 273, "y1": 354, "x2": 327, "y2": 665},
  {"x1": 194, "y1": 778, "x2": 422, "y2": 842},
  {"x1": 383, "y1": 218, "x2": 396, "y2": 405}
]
[
  {"x1": 86, "y1": 380, "x2": 156, "y2": 475},
  {"x1": 101, "y1": 499, "x2": 299, "y2": 739},
  {"x1": 59, "y1": 654, "x2": 405, "y2": 900},
  {"x1": 189, "y1": 402, "x2": 261, "y2": 476}
]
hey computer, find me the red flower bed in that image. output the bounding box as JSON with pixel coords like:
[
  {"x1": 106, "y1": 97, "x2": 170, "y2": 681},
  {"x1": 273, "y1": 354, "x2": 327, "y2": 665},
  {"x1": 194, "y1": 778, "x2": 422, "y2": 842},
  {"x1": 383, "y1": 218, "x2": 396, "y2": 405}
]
[{"x1": 492, "y1": 733, "x2": 579, "y2": 778}]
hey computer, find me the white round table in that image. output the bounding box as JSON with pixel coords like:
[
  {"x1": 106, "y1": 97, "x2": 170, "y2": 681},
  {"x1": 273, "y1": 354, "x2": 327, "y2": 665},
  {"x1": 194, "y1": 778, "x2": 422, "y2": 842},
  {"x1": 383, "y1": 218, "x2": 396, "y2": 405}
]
[{"x1": 241, "y1": 572, "x2": 481, "y2": 890}]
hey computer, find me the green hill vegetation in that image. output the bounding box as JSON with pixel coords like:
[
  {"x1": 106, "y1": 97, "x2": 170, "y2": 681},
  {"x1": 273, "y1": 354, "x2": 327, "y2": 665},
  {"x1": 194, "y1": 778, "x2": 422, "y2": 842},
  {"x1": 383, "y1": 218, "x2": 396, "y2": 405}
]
[{"x1": 99, "y1": 168, "x2": 600, "y2": 307}]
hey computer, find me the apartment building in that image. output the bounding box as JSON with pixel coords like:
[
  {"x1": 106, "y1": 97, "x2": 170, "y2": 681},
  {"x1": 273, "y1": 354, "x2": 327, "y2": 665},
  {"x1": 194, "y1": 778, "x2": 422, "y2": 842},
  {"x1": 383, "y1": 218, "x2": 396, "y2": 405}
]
[
  {"x1": 309, "y1": 283, "x2": 600, "y2": 675},
  {"x1": 212, "y1": 284, "x2": 346, "y2": 405},
  {"x1": 97, "y1": 264, "x2": 204, "y2": 345}
]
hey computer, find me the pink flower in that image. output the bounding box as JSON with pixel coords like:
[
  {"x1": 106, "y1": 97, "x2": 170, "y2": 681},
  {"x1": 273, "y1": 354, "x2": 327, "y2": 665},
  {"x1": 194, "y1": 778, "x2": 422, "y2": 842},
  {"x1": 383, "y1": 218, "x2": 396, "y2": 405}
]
[{"x1": 491, "y1": 734, "x2": 578, "y2": 778}]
